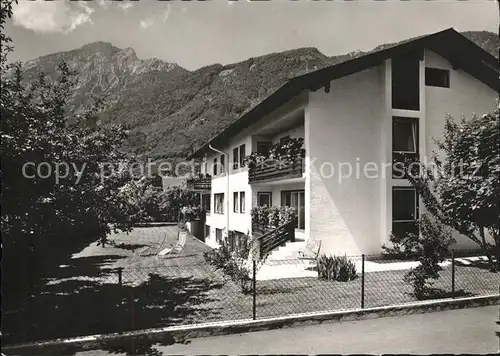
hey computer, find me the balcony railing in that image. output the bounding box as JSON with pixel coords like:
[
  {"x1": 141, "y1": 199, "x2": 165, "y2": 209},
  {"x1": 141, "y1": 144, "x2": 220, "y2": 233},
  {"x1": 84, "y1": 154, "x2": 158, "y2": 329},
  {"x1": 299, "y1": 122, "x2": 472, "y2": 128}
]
[
  {"x1": 248, "y1": 157, "x2": 304, "y2": 184},
  {"x1": 186, "y1": 175, "x2": 211, "y2": 191}
]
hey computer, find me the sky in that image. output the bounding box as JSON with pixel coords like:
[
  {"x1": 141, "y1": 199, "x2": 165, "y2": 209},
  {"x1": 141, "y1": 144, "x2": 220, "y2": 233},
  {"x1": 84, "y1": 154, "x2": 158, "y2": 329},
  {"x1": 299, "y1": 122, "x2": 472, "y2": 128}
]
[{"x1": 5, "y1": 0, "x2": 499, "y2": 71}]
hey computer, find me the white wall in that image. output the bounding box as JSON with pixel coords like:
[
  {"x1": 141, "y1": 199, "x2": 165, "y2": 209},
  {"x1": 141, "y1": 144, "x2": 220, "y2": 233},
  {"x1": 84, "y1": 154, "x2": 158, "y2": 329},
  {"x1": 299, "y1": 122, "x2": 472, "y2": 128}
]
[
  {"x1": 204, "y1": 95, "x2": 308, "y2": 239},
  {"x1": 306, "y1": 65, "x2": 386, "y2": 256},
  {"x1": 205, "y1": 170, "x2": 252, "y2": 239},
  {"x1": 425, "y1": 50, "x2": 497, "y2": 154},
  {"x1": 424, "y1": 50, "x2": 498, "y2": 250},
  {"x1": 204, "y1": 134, "x2": 253, "y2": 240}
]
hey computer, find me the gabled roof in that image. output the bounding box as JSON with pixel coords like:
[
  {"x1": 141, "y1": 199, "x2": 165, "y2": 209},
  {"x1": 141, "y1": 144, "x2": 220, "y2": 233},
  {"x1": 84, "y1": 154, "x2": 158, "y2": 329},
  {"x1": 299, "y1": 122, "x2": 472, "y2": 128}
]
[{"x1": 188, "y1": 28, "x2": 499, "y2": 159}]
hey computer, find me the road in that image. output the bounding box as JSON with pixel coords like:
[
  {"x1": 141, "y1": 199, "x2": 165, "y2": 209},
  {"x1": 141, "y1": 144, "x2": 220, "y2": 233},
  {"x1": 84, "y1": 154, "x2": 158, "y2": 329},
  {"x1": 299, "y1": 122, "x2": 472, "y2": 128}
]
[
  {"x1": 69, "y1": 305, "x2": 500, "y2": 355},
  {"x1": 159, "y1": 305, "x2": 499, "y2": 355}
]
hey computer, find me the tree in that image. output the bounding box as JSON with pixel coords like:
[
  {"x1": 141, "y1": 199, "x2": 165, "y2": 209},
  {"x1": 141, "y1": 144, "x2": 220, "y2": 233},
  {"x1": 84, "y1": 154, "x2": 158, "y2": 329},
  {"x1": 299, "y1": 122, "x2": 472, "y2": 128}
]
[
  {"x1": 404, "y1": 107, "x2": 500, "y2": 271},
  {"x1": 159, "y1": 186, "x2": 199, "y2": 222},
  {"x1": 383, "y1": 214, "x2": 456, "y2": 299},
  {"x1": 1, "y1": 1, "x2": 135, "y2": 310}
]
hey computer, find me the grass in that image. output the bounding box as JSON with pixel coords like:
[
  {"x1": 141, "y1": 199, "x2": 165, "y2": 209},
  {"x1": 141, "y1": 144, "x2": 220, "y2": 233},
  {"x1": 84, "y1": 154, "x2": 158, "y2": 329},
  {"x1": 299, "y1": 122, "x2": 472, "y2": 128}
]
[{"x1": 3, "y1": 227, "x2": 499, "y2": 347}]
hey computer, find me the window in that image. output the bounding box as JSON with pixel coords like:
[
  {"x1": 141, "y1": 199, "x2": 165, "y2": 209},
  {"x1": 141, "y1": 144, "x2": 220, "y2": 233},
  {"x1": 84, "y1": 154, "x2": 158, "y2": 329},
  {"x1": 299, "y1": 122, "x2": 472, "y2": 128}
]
[
  {"x1": 257, "y1": 142, "x2": 272, "y2": 155},
  {"x1": 239, "y1": 191, "x2": 246, "y2": 213},
  {"x1": 215, "y1": 228, "x2": 222, "y2": 243},
  {"x1": 393, "y1": 117, "x2": 419, "y2": 179},
  {"x1": 393, "y1": 117, "x2": 418, "y2": 153},
  {"x1": 392, "y1": 187, "x2": 419, "y2": 238},
  {"x1": 279, "y1": 135, "x2": 290, "y2": 145},
  {"x1": 213, "y1": 157, "x2": 218, "y2": 176},
  {"x1": 233, "y1": 147, "x2": 239, "y2": 170},
  {"x1": 392, "y1": 52, "x2": 420, "y2": 110},
  {"x1": 239, "y1": 144, "x2": 246, "y2": 168},
  {"x1": 425, "y1": 67, "x2": 449, "y2": 88},
  {"x1": 231, "y1": 231, "x2": 247, "y2": 252},
  {"x1": 281, "y1": 190, "x2": 305, "y2": 229},
  {"x1": 257, "y1": 192, "x2": 272, "y2": 207},
  {"x1": 232, "y1": 144, "x2": 247, "y2": 170},
  {"x1": 228, "y1": 231, "x2": 236, "y2": 251},
  {"x1": 220, "y1": 154, "x2": 225, "y2": 174},
  {"x1": 233, "y1": 192, "x2": 239, "y2": 213},
  {"x1": 205, "y1": 225, "x2": 210, "y2": 238},
  {"x1": 214, "y1": 193, "x2": 224, "y2": 214},
  {"x1": 201, "y1": 193, "x2": 211, "y2": 213},
  {"x1": 203, "y1": 161, "x2": 208, "y2": 175}
]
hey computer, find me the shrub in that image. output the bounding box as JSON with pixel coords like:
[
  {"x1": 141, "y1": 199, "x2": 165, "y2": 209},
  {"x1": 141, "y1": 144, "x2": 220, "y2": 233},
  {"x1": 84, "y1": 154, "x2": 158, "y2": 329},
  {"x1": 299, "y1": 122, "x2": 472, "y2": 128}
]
[
  {"x1": 203, "y1": 234, "x2": 254, "y2": 294},
  {"x1": 251, "y1": 205, "x2": 270, "y2": 227},
  {"x1": 180, "y1": 205, "x2": 204, "y2": 221},
  {"x1": 382, "y1": 214, "x2": 456, "y2": 299},
  {"x1": 245, "y1": 137, "x2": 304, "y2": 170},
  {"x1": 251, "y1": 205, "x2": 297, "y2": 228},
  {"x1": 268, "y1": 206, "x2": 281, "y2": 227},
  {"x1": 317, "y1": 254, "x2": 357, "y2": 282}
]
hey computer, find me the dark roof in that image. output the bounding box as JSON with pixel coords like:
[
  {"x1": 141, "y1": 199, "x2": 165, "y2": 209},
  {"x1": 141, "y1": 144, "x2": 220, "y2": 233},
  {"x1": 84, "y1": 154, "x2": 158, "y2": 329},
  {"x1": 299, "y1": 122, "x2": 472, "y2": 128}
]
[{"x1": 188, "y1": 28, "x2": 499, "y2": 159}]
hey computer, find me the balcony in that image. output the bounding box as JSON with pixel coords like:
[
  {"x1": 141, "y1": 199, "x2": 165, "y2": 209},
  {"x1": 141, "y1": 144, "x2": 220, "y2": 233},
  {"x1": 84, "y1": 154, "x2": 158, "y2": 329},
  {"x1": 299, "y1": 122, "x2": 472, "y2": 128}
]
[
  {"x1": 249, "y1": 157, "x2": 304, "y2": 184},
  {"x1": 186, "y1": 174, "x2": 211, "y2": 191},
  {"x1": 247, "y1": 137, "x2": 304, "y2": 184}
]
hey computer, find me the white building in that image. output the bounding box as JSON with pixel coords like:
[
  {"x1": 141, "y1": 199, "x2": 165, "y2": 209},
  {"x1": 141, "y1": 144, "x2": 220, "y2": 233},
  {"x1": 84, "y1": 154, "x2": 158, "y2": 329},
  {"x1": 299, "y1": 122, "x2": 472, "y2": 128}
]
[{"x1": 187, "y1": 28, "x2": 499, "y2": 257}]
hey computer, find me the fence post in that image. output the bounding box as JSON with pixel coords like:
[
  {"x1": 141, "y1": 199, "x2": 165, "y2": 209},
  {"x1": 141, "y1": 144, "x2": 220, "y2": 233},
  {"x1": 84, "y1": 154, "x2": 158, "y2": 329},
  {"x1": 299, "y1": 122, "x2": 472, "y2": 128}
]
[
  {"x1": 451, "y1": 250, "x2": 455, "y2": 299},
  {"x1": 117, "y1": 267, "x2": 123, "y2": 287},
  {"x1": 252, "y1": 260, "x2": 257, "y2": 320},
  {"x1": 361, "y1": 254, "x2": 365, "y2": 309}
]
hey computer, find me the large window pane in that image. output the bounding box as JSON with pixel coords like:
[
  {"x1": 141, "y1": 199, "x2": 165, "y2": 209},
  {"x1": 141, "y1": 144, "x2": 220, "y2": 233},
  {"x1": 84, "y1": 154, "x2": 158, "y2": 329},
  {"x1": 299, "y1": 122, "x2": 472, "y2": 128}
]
[
  {"x1": 220, "y1": 154, "x2": 225, "y2": 173},
  {"x1": 214, "y1": 193, "x2": 224, "y2": 214},
  {"x1": 393, "y1": 118, "x2": 418, "y2": 152},
  {"x1": 202, "y1": 194, "x2": 211, "y2": 213},
  {"x1": 392, "y1": 52, "x2": 420, "y2": 111},
  {"x1": 257, "y1": 142, "x2": 272, "y2": 155},
  {"x1": 257, "y1": 192, "x2": 272, "y2": 207},
  {"x1": 239, "y1": 144, "x2": 246, "y2": 167},
  {"x1": 392, "y1": 188, "x2": 418, "y2": 238},
  {"x1": 392, "y1": 188, "x2": 417, "y2": 221},
  {"x1": 233, "y1": 192, "x2": 239, "y2": 213},
  {"x1": 392, "y1": 221, "x2": 418, "y2": 238},
  {"x1": 393, "y1": 117, "x2": 419, "y2": 179},
  {"x1": 233, "y1": 147, "x2": 239, "y2": 170},
  {"x1": 240, "y1": 191, "x2": 246, "y2": 213}
]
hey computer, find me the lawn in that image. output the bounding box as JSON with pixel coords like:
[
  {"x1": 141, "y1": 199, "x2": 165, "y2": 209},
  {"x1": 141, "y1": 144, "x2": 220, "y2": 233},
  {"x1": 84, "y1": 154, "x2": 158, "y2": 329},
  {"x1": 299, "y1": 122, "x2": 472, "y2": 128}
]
[{"x1": 3, "y1": 226, "x2": 499, "y2": 346}]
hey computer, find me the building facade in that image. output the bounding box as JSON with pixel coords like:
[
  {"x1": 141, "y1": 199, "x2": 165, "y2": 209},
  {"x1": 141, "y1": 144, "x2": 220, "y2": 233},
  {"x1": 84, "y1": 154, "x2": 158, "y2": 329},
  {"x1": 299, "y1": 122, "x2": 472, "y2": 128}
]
[{"x1": 188, "y1": 29, "x2": 499, "y2": 256}]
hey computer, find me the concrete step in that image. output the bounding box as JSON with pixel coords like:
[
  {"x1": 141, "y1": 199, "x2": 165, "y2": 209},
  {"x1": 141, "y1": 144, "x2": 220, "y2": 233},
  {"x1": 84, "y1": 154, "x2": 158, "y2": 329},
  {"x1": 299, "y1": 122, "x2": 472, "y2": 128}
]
[{"x1": 267, "y1": 240, "x2": 306, "y2": 261}]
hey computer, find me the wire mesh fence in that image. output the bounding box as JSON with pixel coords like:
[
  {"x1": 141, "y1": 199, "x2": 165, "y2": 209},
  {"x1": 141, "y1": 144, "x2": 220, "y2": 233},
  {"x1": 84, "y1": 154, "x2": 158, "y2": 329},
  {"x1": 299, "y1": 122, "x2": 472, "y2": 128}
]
[{"x1": 3, "y1": 250, "x2": 499, "y2": 346}]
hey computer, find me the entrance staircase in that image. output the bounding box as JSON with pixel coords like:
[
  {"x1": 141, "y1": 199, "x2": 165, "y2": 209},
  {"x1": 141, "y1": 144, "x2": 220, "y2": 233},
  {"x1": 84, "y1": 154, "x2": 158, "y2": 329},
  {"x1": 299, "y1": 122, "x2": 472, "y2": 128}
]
[
  {"x1": 266, "y1": 230, "x2": 306, "y2": 261},
  {"x1": 252, "y1": 219, "x2": 297, "y2": 260}
]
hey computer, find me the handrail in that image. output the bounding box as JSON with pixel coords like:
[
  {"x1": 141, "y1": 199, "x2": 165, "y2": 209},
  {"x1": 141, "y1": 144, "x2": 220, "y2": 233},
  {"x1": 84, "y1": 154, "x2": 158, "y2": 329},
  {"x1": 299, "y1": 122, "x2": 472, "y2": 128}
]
[
  {"x1": 255, "y1": 218, "x2": 297, "y2": 259},
  {"x1": 186, "y1": 176, "x2": 211, "y2": 190}
]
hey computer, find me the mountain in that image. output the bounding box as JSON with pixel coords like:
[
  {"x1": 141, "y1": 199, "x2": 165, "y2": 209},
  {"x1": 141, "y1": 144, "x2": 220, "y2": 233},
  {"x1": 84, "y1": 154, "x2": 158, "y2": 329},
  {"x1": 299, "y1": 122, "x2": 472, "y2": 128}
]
[
  {"x1": 19, "y1": 31, "x2": 499, "y2": 163},
  {"x1": 20, "y1": 42, "x2": 187, "y2": 116}
]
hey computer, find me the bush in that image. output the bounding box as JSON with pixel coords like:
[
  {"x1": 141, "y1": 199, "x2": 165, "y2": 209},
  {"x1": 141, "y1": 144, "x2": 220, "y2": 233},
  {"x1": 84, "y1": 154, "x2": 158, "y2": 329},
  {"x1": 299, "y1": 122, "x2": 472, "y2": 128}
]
[
  {"x1": 251, "y1": 205, "x2": 296, "y2": 228},
  {"x1": 382, "y1": 214, "x2": 456, "y2": 299},
  {"x1": 317, "y1": 254, "x2": 357, "y2": 282},
  {"x1": 203, "y1": 235, "x2": 254, "y2": 294},
  {"x1": 180, "y1": 205, "x2": 204, "y2": 222}
]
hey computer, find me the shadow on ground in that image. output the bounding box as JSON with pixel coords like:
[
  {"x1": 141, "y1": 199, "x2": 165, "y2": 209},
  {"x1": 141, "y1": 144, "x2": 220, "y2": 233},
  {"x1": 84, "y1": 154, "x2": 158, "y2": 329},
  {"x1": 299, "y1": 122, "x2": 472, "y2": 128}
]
[{"x1": 3, "y1": 254, "x2": 226, "y2": 354}]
